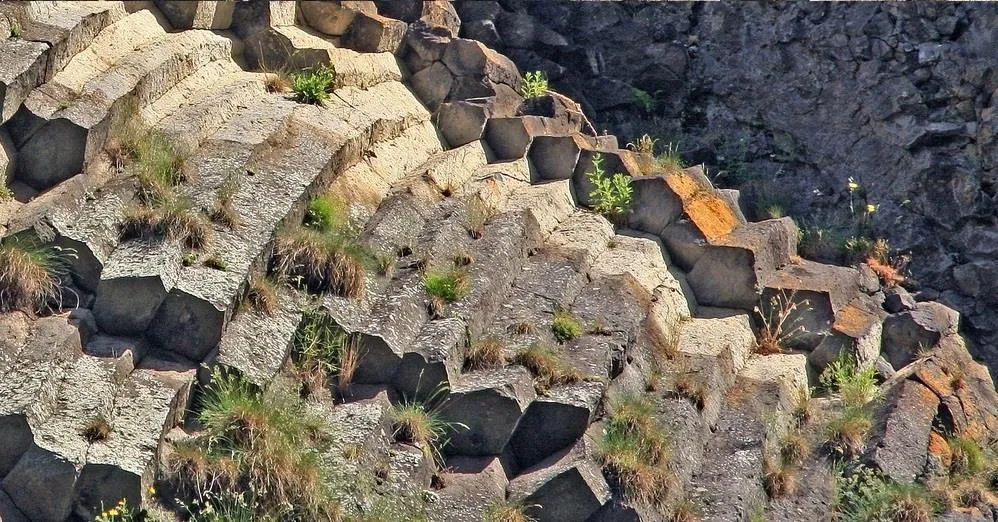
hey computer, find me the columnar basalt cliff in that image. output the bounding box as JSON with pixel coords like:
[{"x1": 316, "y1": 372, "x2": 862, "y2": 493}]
[
  {"x1": 1, "y1": 2, "x2": 997, "y2": 522},
  {"x1": 455, "y1": 0, "x2": 998, "y2": 376}
]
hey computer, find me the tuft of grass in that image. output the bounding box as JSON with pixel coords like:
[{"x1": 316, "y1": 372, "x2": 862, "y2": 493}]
[
  {"x1": 182, "y1": 252, "x2": 197, "y2": 267},
  {"x1": 824, "y1": 406, "x2": 871, "y2": 460},
  {"x1": 508, "y1": 319, "x2": 537, "y2": 336},
  {"x1": 274, "y1": 225, "x2": 368, "y2": 298},
  {"x1": 265, "y1": 72, "x2": 292, "y2": 93},
  {"x1": 670, "y1": 500, "x2": 700, "y2": 522},
  {"x1": 955, "y1": 484, "x2": 987, "y2": 508},
  {"x1": 780, "y1": 432, "x2": 810, "y2": 466},
  {"x1": 169, "y1": 369, "x2": 338, "y2": 520},
  {"x1": 626, "y1": 134, "x2": 658, "y2": 155},
  {"x1": 246, "y1": 276, "x2": 278, "y2": 316},
  {"x1": 949, "y1": 436, "x2": 984, "y2": 477},
  {"x1": 292, "y1": 64, "x2": 335, "y2": 105},
  {"x1": 482, "y1": 500, "x2": 536, "y2": 522},
  {"x1": 9, "y1": 19, "x2": 21, "y2": 39},
  {"x1": 763, "y1": 455, "x2": 797, "y2": 498},
  {"x1": 210, "y1": 172, "x2": 242, "y2": 228},
  {"x1": 292, "y1": 311, "x2": 360, "y2": 393},
  {"x1": 519, "y1": 71, "x2": 548, "y2": 99},
  {"x1": 866, "y1": 255, "x2": 906, "y2": 288},
  {"x1": 551, "y1": 307, "x2": 583, "y2": 343},
  {"x1": 375, "y1": 252, "x2": 397, "y2": 278},
  {"x1": 0, "y1": 236, "x2": 76, "y2": 314},
  {"x1": 596, "y1": 395, "x2": 673, "y2": 507},
  {"x1": 791, "y1": 385, "x2": 815, "y2": 429},
  {"x1": 0, "y1": 184, "x2": 13, "y2": 201},
  {"x1": 390, "y1": 396, "x2": 463, "y2": 467},
  {"x1": 203, "y1": 255, "x2": 227, "y2": 271},
  {"x1": 833, "y1": 464, "x2": 938, "y2": 522},
  {"x1": 424, "y1": 268, "x2": 470, "y2": 318},
  {"x1": 586, "y1": 153, "x2": 633, "y2": 222},
  {"x1": 465, "y1": 197, "x2": 494, "y2": 240},
  {"x1": 656, "y1": 142, "x2": 684, "y2": 172},
  {"x1": 81, "y1": 416, "x2": 112, "y2": 443},
  {"x1": 303, "y1": 194, "x2": 345, "y2": 233},
  {"x1": 674, "y1": 374, "x2": 707, "y2": 411},
  {"x1": 755, "y1": 290, "x2": 809, "y2": 355},
  {"x1": 512, "y1": 344, "x2": 583, "y2": 393},
  {"x1": 820, "y1": 353, "x2": 877, "y2": 409},
  {"x1": 465, "y1": 336, "x2": 506, "y2": 371}
]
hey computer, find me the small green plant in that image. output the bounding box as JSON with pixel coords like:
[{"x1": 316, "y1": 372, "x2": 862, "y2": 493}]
[
  {"x1": 0, "y1": 236, "x2": 76, "y2": 313},
  {"x1": 626, "y1": 134, "x2": 658, "y2": 154},
  {"x1": 82, "y1": 415, "x2": 112, "y2": 443},
  {"x1": 423, "y1": 268, "x2": 470, "y2": 318},
  {"x1": 465, "y1": 336, "x2": 506, "y2": 371},
  {"x1": 820, "y1": 353, "x2": 877, "y2": 409},
  {"x1": 551, "y1": 307, "x2": 582, "y2": 343},
  {"x1": 656, "y1": 142, "x2": 684, "y2": 171},
  {"x1": 292, "y1": 64, "x2": 335, "y2": 105},
  {"x1": 597, "y1": 395, "x2": 673, "y2": 507},
  {"x1": 513, "y1": 344, "x2": 583, "y2": 393},
  {"x1": 210, "y1": 171, "x2": 241, "y2": 228},
  {"x1": 949, "y1": 436, "x2": 984, "y2": 477},
  {"x1": 482, "y1": 499, "x2": 536, "y2": 522},
  {"x1": 631, "y1": 88, "x2": 659, "y2": 114},
  {"x1": 182, "y1": 252, "x2": 197, "y2": 267},
  {"x1": 303, "y1": 194, "x2": 344, "y2": 233},
  {"x1": 0, "y1": 184, "x2": 12, "y2": 201},
  {"x1": 755, "y1": 290, "x2": 810, "y2": 354},
  {"x1": 9, "y1": 19, "x2": 21, "y2": 39},
  {"x1": 586, "y1": 153, "x2": 633, "y2": 221},
  {"x1": 520, "y1": 71, "x2": 549, "y2": 99},
  {"x1": 203, "y1": 255, "x2": 227, "y2": 271},
  {"x1": 832, "y1": 464, "x2": 938, "y2": 522}
]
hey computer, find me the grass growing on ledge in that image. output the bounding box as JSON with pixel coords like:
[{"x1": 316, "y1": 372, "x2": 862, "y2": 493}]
[
  {"x1": 551, "y1": 307, "x2": 583, "y2": 343},
  {"x1": 168, "y1": 370, "x2": 338, "y2": 521},
  {"x1": 832, "y1": 464, "x2": 939, "y2": 522},
  {"x1": 390, "y1": 393, "x2": 464, "y2": 467},
  {"x1": 482, "y1": 500, "x2": 536, "y2": 522},
  {"x1": 586, "y1": 153, "x2": 633, "y2": 222},
  {"x1": 0, "y1": 236, "x2": 76, "y2": 314},
  {"x1": 292, "y1": 311, "x2": 360, "y2": 393},
  {"x1": 465, "y1": 336, "x2": 506, "y2": 371},
  {"x1": 0, "y1": 185, "x2": 12, "y2": 201},
  {"x1": 424, "y1": 267, "x2": 470, "y2": 318},
  {"x1": 293, "y1": 64, "x2": 335, "y2": 105},
  {"x1": 512, "y1": 344, "x2": 583, "y2": 393},
  {"x1": 596, "y1": 395, "x2": 674, "y2": 507},
  {"x1": 81, "y1": 415, "x2": 112, "y2": 443},
  {"x1": 755, "y1": 290, "x2": 810, "y2": 355},
  {"x1": 119, "y1": 195, "x2": 211, "y2": 250},
  {"x1": 246, "y1": 276, "x2": 278, "y2": 316}
]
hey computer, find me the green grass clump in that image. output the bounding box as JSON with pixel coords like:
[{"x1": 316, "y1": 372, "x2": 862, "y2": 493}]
[
  {"x1": 520, "y1": 71, "x2": 548, "y2": 99},
  {"x1": 586, "y1": 153, "x2": 633, "y2": 221},
  {"x1": 0, "y1": 236, "x2": 76, "y2": 313},
  {"x1": 293, "y1": 64, "x2": 335, "y2": 105},
  {"x1": 833, "y1": 464, "x2": 938, "y2": 522},
  {"x1": 949, "y1": 436, "x2": 984, "y2": 477},
  {"x1": 513, "y1": 344, "x2": 583, "y2": 393},
  {"x1": 423, "y1": 268, "x2": 470, "y2": 318},
  {"x1": 0, "y1": 184, "x2": 12, "y2": 201},
  {"x1": 820, "y1": 353, "x2": 877, "y2": 409},
  {"x1": 9, "y1": 19, "x2": 21, "y2": 39},
  {"x1": 482, "y1": 500, "x2": 536, "y2": 522},
  {"x1": 292, "y1": 311, "x2": 360, "y2": 393},
  {"x1": 551, "y1": 307, "x2": 582, "y2": 343},
  {"x1": 596, "y1": 395, "x2": 673, "y2": 507},
  {"x1": 656, "y1": 142, "x2": 684, "y2": 172},
  {"x1": 303, "y1": 194, "x2": 345, "y2": 233},
  {"x1": 390, "y1": 396, "x2": 464, "y2": 467},
  {"x1": 169, "y1": 370, "x2": 338, "y2": 521}
]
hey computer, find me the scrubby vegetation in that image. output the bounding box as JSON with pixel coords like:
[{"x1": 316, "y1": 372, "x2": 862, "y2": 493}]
[
  {"x1": 0, "y1": 236, "x2": 76, "y2": 313},
  {"x1": 597, "y1": 395, "x2": 674, "y2": 507},
  {"x1": 832, "y1": 464, "x2": 939, "y2": 522},
  {"x1": 821, "y1": 354, "x2": 877, "y2": 460},
  {"x1": 755, "y1": 290, "x2": 809, "y2": 355},
  {"x1": 423, "y1": 267, "x2": 470, "y2": 318},
  {"x1": 246, "y1": 276, "x2": 278, "y2": 315},
  {"x1": 626, "y1": 134, "x2": 657, "y2": 155},
  {"x1": 210, "y1": 172, "x2": 242, "y2": 228},
  {"x1": 293, "y1": 64, "x2": 336, "y2": 105},
  {"x1": 168, "y1": 370, "x2": 339, "y2": 521},
  {"x1": 465, "y1": 336, "x2": 506, "y2": 371},
  {"x1": 520, "y1": 71, "x2": 548, "y2": 99},
  {"x1": 292, "y1": 311, "x2": 360, "y2": 393},
  {"x1": 0, "y1": 184, "x2": 12, "y2": 201},
  {"x1": 274, "y1": 194, "x2": 369, "y2": 298},
  {"x1": 483, "y1": 500, "x2": 535, "y2": 522},
  {"x1": 586, "y1": 153, "x2": 634, "y2": 221},
  {"x1": 390, "y1": 393, "x2": 463, "y2": 467},
  {"x1": 81, "y1": 415, "x2": 112, "y2": 443},
  {"x1": 513, "y1": 344, "x2": 583, "y2": 393},
  {"x1": 656, "y1": 142, "x2": 685, "y2": 172}
]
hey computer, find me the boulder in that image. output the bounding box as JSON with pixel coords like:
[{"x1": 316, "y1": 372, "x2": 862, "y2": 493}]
[
  {"x1": 911, "y1": 335, "x2": 998, "y2": 440},
  {"x1": 377, "y1": 0, "x2": 460, "y2": 37},
  {"x1": 761, "y1": 260, "x2": 862, "y2": 350},
  {"x1": 152, "y1": 0, "x2": 235, "y2": 29},
  {"x1": 626, "y1": 176, "x2": 685, "y2": 237},
  {"x1": 403, "y1": 20, "x2": 451, "y2": 71},
  {"x1": 864, "y1": 380, "x2": 939, "y2": 483},
  {"x1": 881, "y1": 301, "x2": 959, "y2": 369},
  {"x1": 442, "y1": 38, "x2": 520, "y2": 91},
  {"x1": 392, "y1": 318, "x2": 466, "y2": 402},
  {"x1": 507, "y1": 438, "x2": 611, "y2": 522},
  {"x1": 809, "y1": 296, "x2": 885, "y2": 373},
  {"x1": 485, "y1": 116, "x2": 581, "y2": 161},
  {"x1": 299, "y1": 1, "x2": 376, "y2": 36},
  {"x1": 342, "y1": 12, "x2": 407, "y2": 54},
  {"x1": 436, "y1": 84, "x2": 522, "y2": 146},
  {"x1": 441, "y1": 367, "x2": 536, "y2": 456},
  {"x1": 410, "y1": 61, "x2": 454, "y2": 111},
  {"x1": 884, "y1": 286, "x2": 917, "y2": 313}
]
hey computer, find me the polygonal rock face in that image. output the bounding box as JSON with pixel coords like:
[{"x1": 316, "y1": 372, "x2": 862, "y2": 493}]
[
  {"x1": 864, "y1": 379, "x2": 939, "y2": 483},
  {"x1": 509, "y1": 382, "x2": 602, "y2": 469},
  {"x1": 441, "y1": 367, "x2": 536, "y2": 456},
  {"x1": 527, "y1": 134, "x2": 583, "y2": 181},
  {"x1": 508, "y1": 438, "x2": 611, "y2": 522},
  {"x1": 299, "y1": 1, "x2": 376, "y2": 36},
  {"x1": 432, "y1": 456, "x2": 508, "y2": 522},
  {"x1": 912, "y1": 335, "x2": 998, "y2": 439},
  {"x1": 882, "y1": 301, "x2": 960, "y2": 369},
  {"x1": 626, "y1": 176, "x2": 685, "y2": 236},
  {"x1": 342, "y1": 12, "x2": 407, "y2": 54},
  {"x1": 442, "y1": 38, "x2": 519, "y2": 89}
]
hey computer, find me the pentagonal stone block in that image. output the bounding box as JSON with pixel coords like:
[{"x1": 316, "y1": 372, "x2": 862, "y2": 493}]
[
  {"x1": 527, "y1": 134, "x2": 583, "y2": 181},
  {"x1": 441, "y1": 366, "x2": 535, "y2": 456},
  {"x1": 342, "y1": 12, "x2": 407, "y2": 53},
  {"x1": 509, "y1": 381, "x2": 602, "y2": 469},
  {"x1": 92, "y1": 240, "x2": 182, "y2": 336},
  {"x1": 299, "y1": 1, "x2": 376, "y2": 36},
  {"x1": 508, "y1": 438, "x2": 611, "y2": 522}
]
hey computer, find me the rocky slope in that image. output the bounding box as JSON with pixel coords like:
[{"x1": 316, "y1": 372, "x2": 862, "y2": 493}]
[
  {"x1": 458, "y1": 0, "x2": 998, "y2": 375},
  {"x1": 0, "y1": 2, "x2": 997, "y2": 522}
]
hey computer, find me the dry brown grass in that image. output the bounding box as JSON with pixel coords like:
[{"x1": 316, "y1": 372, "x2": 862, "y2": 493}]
[
  {"x1": 508, "y1": 319, "x2": 537, "y2": 335},
  {"x1": 274, "y1": 227, "x2": 367, "y2": 298},
  {"x1": 119, "y1": 196, "x2": 211, "y2": 250},
  {"x1": 674, "y1": 375, "x2": 707, "y2": 411},
  {"x1": 247, "y1": 276, "x2": 278, "y2": 316},
  {"x1": 824, "y1": 406, "x2": 871, "y2": 460},
  {"x1": 483, "y1": 501, "x2": 536, "y2": 522},
  {"x1": 867, "y1": 256, "x2": 905, "y2": 288},
  {"x1": 513, "y1": 344, "x2": 583, "y2": 393},
  {"x1": 763, "y1": 456, "x2": 798, "y2": 497},
  {"x1": 780, "y1": 432, "x2": 811, "y2": 466},
  {"x1": 465, "y1": 336, "x2": 506, "y2": 371},
  {"x1": 0, "y1": 236, "x2": 74, "y2": 313},
  {"x1": 597, "y1": 395, "x2": 675, "y2": 507},
  {"x1": 670, "y1": 500, "x2": 700, "y2": 522},
  {"x1": 265, "y1": 72, "x2": 292, "y2": 93},
  {"x1": 755, "y1": 290, "x2": 809, "y2": 355},
  {"x1": 81, "y1": 416, "x2": 112, "y2": 443}
]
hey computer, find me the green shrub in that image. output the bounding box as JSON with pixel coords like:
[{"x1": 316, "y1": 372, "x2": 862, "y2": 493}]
[
  {"x1": 832, "y1": 464, "x2": 938, "y2": 522},
  {"x1": 596, "y1": 395, "x2": 673, "y2": 507},
  {"x1": 586, "y1": 153, "x2": 633, "y2": 221},
  {"x1": 0, "y1": 185, "x2": 12, "y2": 201},
  {"x1": 292, "y1": 311, "x2": 359, "y2": 392},
  {"x1": 520, "y1": 71, "x2": 548, "y2": 99},
  {"x1": 632, "y1": 88, "x2": 659, "y2": 114},
  {"x1": 293, "y1": 64, "x2": 335, "y2": 105},
  {"x1": 0, "y1": 236, "x2": 76, "y2": 313},
  {"x1": 202, "y1": 255, "x2": 227, "y2": 271},
  {"x1": 551, "y1": 307, "x2": 582, "y2": 343},
  {"x1": 423, "y1": 268, "x2": 470, "y2": 303},
  {"x1": 274, "y1": 224, "x2": 369, "y2": 298},
  {"x1": 949, "y1": 436, "x2": 984, "y2": 476}
]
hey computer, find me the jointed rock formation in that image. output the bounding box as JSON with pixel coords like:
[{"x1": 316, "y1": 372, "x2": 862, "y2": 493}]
[{"x1": 1, "y1": 2, "x2": 997, "y2": 522}]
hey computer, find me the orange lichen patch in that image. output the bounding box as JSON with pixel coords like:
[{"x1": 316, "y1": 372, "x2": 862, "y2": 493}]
[
  {"x1": 914, "y1": 354, "x2": 998, "y2": 440},
  {"x1": 665, "y1": 171, "x2": 740, "y2": 240},
  {"x1": 619, "y1": 149, "x2": 657, "y2": 176},
  {"x1": 927, "y1": 431, "x2": 953, "y2": 469},
  {"x1": 832, "y1": 302, "x2": 879, "y2": 338}
]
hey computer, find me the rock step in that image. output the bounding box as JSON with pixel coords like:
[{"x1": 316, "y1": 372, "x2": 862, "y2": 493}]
[
  {"x1": 507, "y1": 437, "x2": 611, "y2": 522},
  {"x1": 245, "y1": 25, "x2": 402, "y2": 90},
  {"x1": 10, "y1": 28, "x2": 235, "y2": 192},
  {"x1": 689, "y1": 353, "x2": 809, "y2": 522},
  {"x1": 0, "y1": 1, "x2": 129, "y2": 123},
  {"x1": 215, "y1": 287, "x2": 304, "y2": 387},
  {"x1": 430, "y1": 456, "x2": 509, "y2": 522}
]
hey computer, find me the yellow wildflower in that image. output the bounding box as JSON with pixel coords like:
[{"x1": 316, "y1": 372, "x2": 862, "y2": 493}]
[
  {"x1": 148, "y1": 485, "x2": 156, "y2": 495},
  {"x1": 866, "y1": 203, "x2": 877, "y2": 213},
  {"x1": 847, "y1": 177, "x2": 859, "y2": 191}
]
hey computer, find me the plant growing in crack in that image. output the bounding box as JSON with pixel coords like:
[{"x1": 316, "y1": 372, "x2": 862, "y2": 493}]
[
  {"x1": 586, "y1": 153, "x2": 633, "y2": 222},
  {"x1": 755, "y1": 289, "x2": 810, "y2": 354}
]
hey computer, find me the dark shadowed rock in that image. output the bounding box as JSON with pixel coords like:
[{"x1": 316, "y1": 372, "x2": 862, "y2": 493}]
[
  {"x1": 864, "y1": 379, "x2": 939, "y2": 483},
  {"x1": 507, "y1": 438, "x2": 611, "y2": 522},
  {"x1": 882, "y1": 301, "x2": 959, "y2": 369},
  {"x1": 884, "y1": 286, "x2": 917, "y2": 313}
]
